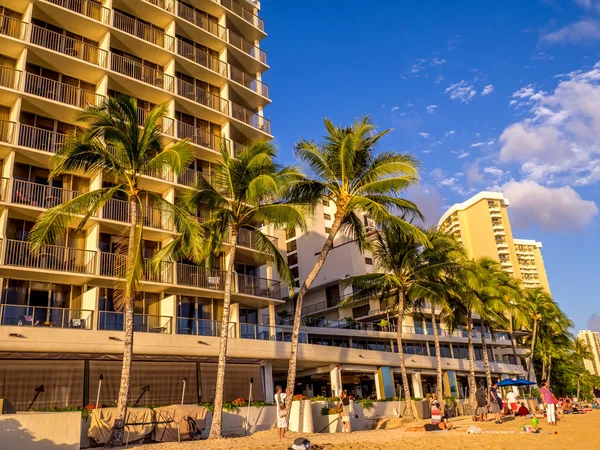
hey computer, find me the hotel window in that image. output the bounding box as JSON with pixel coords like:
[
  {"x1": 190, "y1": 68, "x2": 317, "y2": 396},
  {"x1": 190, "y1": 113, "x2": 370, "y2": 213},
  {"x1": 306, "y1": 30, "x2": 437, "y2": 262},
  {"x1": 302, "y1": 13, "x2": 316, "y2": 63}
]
[
  {"x1": 352, "y1": 304, "x2": 369, "y2": 318},
  {"x1": 365, "y1": 257, "x2": 373, "y2": 265},
  {"x1": 287, "y1": 253, "x2": 298, "y2": 267},
  {"x1": 324, "y1": 213, "x2": 331, "y2": 221},
  {"x1": 286, "y1": 240, "x2": 297, "y2": 253},
  {"x1": 286, "y1": 228, "x2": 296, "y2": 240},
  {"x1": 323, "y1": 200, "x2": 330, "y2": 207},
  {"x1": 291, "y1": 266, "x2": 299, "y2": 279}
]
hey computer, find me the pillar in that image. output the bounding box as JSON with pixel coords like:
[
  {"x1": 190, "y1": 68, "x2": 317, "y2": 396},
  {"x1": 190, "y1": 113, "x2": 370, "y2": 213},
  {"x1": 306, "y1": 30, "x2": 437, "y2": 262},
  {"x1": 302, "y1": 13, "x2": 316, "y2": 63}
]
[
  {"x1": 229, "y1": 303, "x2": 240, "y2": 338},
  {"x1": 261, "y1": 361, "x2": 273, "y2": 402},
  {"x1": 376, "y1": 366, "x2": 395, "y2": 399},
  {"x1": 82, "y1": 287, "x2": 99, "y2": 330},
  {"x1": 411, "y1": 373, "x2": 423, "y2": 399},
  {"x1": 330, "y1": 365, "x2": 342, "y2": 398}
]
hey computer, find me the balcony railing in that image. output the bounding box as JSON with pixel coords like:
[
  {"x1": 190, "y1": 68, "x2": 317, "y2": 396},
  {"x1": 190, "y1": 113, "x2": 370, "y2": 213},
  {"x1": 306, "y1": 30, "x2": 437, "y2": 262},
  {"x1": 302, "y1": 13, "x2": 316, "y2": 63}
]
[
  {"x1": 0, "y1": 304, "x2": 94, "y2": 329},
  {"x1": 0, "y1": 65, "x2": 22, "y2": 90},
  {"x1": 229, "y1": 65, "x2": 269, "y2": 98},
  {"x1": 218, "y1": 0, "x2": 265, "y2": 31},
  {"x1": 137, "y1": 107, "x2": 175, "y2": 137},
  {"x1": 44, "y1": 0, "x2": 112, "y2": 25},
  {"x1": 176, "y1": 263, "x2": 225, "y2": 290},
  {"x1": 24, "y1": 72, "x2": 105, "y2": 108},
  {"x1": 98, "y1": 311, "x2": 172, "y2": 333},
  {"x1": 176, "y1": 2, "x2": 228, "y2": 40},
  {"x1": 238, "y1": 322, "x2": 307, "y2": 342},
  {"x1": 236, "y1": 227, "x2": 278, "y2": 251},
  {"x1": 301, "y1": 299, "x2": 341, "y2": 316},
  {"x1": 176, "y1": 39, "x2": 228, "y2": 76},
  {"x1": 178, "y1": 317, "x2": 228, "y2": 336},
  {"x1": 0, "y1": 120, "x2": 16, "y2": 144},
  {"x1": 102, "y1": 198, "x2": 173, "y2": 231},
  {"x1": 227, "y1": 28, "x2": 266, "y2": 64},
  {"x1": 176, "y1": 78, "x2": 229, "y2": 114},
  {"x1": 99, "y1": 252, "x2": 174, "y2": 283},
  {"x1": 30, "y1": 25, "x2": 108, "y2": 67},
  {"x1": 18, "y1": 124, "x2": 67, "y2": 153},
  {"x1": 143, "y1": 0, "x2": 175, "y2": 13},
  {"x1": 112, "y1": 10, "x2": 175, "y2": 52},
  {"x1": 176, "y1": 120, "x2": 227, "y2": 152},
  {"x1": 233, "y1": 141, "x2": 245, "y2": 157},
  {"x1": 4, "y1": 239, "x2": 97, "y2": 274},
  {"x1": 11, "y1": 179, "x2": 81, "y2": 208},
  {"x1": 0, "y1": 14, "x2": 28, "y2": 40},
  {"x1": 235, "y1": 273, "x2": 281, "y2": 299},
  {"x1": 177, "y1": 167, "x2": 211, "y2": 188},
  {"x1": 110, "y1": 52, "x2": 174, "y2": 92},
  {"x1": 231, "y1": 103, "x2": 270, "y2": 134}
]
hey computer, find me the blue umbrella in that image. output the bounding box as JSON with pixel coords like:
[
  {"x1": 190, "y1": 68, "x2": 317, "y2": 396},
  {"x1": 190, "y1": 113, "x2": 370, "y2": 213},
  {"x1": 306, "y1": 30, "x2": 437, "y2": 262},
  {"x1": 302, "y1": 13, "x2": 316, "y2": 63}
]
[{"x1": 497, "y1": 378, "x2": 536, "y2": 387}]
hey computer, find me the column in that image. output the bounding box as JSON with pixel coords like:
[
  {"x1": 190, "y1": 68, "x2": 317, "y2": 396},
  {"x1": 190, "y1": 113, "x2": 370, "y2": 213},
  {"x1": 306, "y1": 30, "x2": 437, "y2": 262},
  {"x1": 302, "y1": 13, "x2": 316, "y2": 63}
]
[
  {"x1": 261, "y1": 361, "x2": 273, "y2": 402},
  {"x1": 330, "y1": 365, "x2": 342, "y2": 398},
  {"x1": 229, "y1": 303, "x2": 240, "y2": 338},
  {"x1": 411, "y1": 373, "x2": 423, "y2": 399},
  {"x1": 82, "y1": 287, "x2": 99, "y2": 330}
]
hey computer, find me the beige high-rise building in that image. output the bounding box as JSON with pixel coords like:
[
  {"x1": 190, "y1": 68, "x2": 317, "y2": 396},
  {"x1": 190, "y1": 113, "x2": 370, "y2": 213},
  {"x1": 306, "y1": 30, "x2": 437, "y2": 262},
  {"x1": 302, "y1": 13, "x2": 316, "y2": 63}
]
[
  {"x1": 578, "y1": 330, "x2": 600, "y2": 376},
  {"x1": 438, "y1": 192, "x2": 551, "y2": 293}
]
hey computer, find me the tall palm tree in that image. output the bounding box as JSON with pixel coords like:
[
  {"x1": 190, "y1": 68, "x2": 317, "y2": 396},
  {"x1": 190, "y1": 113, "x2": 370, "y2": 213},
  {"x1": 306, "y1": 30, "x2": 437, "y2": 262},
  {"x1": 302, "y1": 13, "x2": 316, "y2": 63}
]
[
  {"x1": 175, "y1": 142, "x2": 306, "y2": 438},
  {"x1": 29, "y1": 97, "x2": 203, "y2": 447},
  {"x1": 341, "y1": 227, "x2": 456, "y2": 419},
  {"x1": 523, "y1": 288, "x2": 554, "y2": 381},
  {"x1": 284, "y1": 117, "x2": 425, "y2": 411},
  {"x1": 573, "y1": 338, "x2": 594, "y2": 400}
]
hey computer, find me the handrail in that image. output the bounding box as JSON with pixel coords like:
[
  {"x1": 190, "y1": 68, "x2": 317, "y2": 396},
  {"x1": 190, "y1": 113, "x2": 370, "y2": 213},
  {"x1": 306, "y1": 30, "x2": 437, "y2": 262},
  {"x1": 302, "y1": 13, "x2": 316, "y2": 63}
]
[
  {"x1": 176, "y1": 78, "x2": 229, "y2": 114},
  {"x1": 177, "y1": 167, "x2": 211, "y2": 188},
  {"x1": 110, "y1": 52, "x2": 175, "y2": 92},
  {"x1": 29, "y1": 24, "x2": 108, "y2": 67},
  {"x1": 0, "y1": 120, "x2": 16, "y2": 145},
  {"x1": 0, "y1": 14, "x2": 28, "y2": 40},
  {"x1": 176, "y1": 38, "x2": 228, "y2": 76},
  {"x1": 0, "y1": 65, "x2": 22, "y2": 90},
  {"x1": 176, "y1": 263, "x2": 226, "y2": 290},
  {"x1": 100, "y1": 252, "x2": 174, "y2": 283},
  {"x1": 0, "y1": 304, "x2": 94, "y2": 329},
  {"x1": 176, "y1": 317, "x2": 234, "y2": 336},
  {"x1": 44, "y1": 0, "x2": 112, "y2": 25},
  {"x1": 102, "y1": 198, "x2": 174, "y2": 231},
  {"x1": 236, "y1": 227, "x2": 278, "y2": 250},
  {"x1": 176, "y1": 120, "x2": 228, "y2": 152},
  {"x1": 137, "y1": 107, "x2": 175, "y2": 137},
  {"x1": 11, "y1": 179, "x2": 82, "y2": 208},
  {"x1": 24, "y1": 72, "x2": 105, "y2": 108},
  {"x1": 18, "y1": 124, "x2": 67, "y2": 153},
  {"x1": 98, "y1": 311, "x2": 172, "y2": 333},
  {"x1": 4, "y1": 239, "x2": 97, "y2": 274},
  {"x1": 112, "y1": 10, "x2": 175, "y2": 52},
  {"x1": 231, "y1": 103, "x2": 271, "y2": 134},
  {"x1": 142, "y1": 0, "x2": 175, "y2": 13},
  {"x1": 217, "y1": 0, "x2": 265, "y2": 32},
  {"x1": 235, "y1": 273, "x2": 281, "y2": 299},
  {"x1": 239, "y1": 322, "x2": 307, "y2": 342},
  {"x1": 229, "y1": 65, "x2": 269, "y2": 98}
]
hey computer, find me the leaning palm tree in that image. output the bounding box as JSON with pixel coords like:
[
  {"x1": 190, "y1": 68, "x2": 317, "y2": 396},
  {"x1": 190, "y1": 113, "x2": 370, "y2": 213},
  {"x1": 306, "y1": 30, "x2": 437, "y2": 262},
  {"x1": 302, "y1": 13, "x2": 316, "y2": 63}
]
[
  {"x1": 341, "y1": 227, "x2": 454, "y2": 419},
  {"x1": 573, "y1": 338, "x2": 594, "y2": 400},
  {"x1": 284, "y1": 117, "x2": 425, "y2": 411},
  {"x1": 29, "y1": 97, "x2": 203, "y2": 447},
  {"x1": 174, "y1": 142, "x2": 306, "y2": 439},
  {"x1": 523, "y1": 287, "x2": 555, "y2": 381}
]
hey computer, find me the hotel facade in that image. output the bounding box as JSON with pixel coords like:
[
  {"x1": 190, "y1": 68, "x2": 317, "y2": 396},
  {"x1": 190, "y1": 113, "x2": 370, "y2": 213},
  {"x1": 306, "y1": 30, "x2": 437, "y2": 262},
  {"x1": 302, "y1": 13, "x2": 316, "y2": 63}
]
[
  {"x1": 578, "y1": 330, "x2": 600, "y2": 377},
  {"x1": 0, "y1": 1, "x2": 529, "y2": 412}
]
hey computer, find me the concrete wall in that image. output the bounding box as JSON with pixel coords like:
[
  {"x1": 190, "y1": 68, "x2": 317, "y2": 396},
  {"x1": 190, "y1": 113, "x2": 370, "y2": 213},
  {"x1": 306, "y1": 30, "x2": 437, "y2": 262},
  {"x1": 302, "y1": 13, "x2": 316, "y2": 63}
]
[{"x1": 0, "y1": 412, "x2": 81, "y2": 450}]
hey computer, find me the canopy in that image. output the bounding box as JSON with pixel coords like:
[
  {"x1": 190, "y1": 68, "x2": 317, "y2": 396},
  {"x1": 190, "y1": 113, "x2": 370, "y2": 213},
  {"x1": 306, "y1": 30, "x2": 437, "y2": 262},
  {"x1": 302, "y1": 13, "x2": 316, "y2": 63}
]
[{"x1": 497, "y1": 378, "x2": 536, "y2": 387}]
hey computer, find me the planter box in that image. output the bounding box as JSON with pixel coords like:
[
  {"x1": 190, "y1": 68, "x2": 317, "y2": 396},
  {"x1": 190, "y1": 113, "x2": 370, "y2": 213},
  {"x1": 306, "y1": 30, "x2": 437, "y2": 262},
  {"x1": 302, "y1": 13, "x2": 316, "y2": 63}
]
[{"x1": 0, "y1": 411, "x2": 81, "y2": 450}]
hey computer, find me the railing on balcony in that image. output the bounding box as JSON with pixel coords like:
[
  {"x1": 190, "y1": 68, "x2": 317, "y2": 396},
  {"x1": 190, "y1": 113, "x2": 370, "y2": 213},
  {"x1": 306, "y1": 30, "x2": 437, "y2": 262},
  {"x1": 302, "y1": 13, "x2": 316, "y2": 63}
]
[
  {"x1": 143, "y1": 0, "x2": 175, "y2": 13},
  {"x1": 231, "y1": 103, "x2": 270, "y2": 134},
  {"x1": 100, "y1": 252, "x2": 173, "y2": 283},
  {"x1": 30, "y1": 25, "x2": 108, "y2": 67},
  {"x1": 102, "y1": 199, "x2": 173, "y2": 231},
  {"x1": 0, "y1": 14, "x2": 28, "y2": 40},
  {"x1": 4, "y1": 239, "x2": 97, "y2": 274},
  {"x1": 236, "y1": 227, "x2": 278, "y2": 251},
  {"x1": 24, "y1": 72, "x2": 104, "y2": 108},
  {"x1": 45, "y1": 0, "x2": 112, "y2": 25},
  {"x1": 11, "y1": 179, "x2": 81, "y2": 208},
  {"x1": 0, "y1": 120, "x2": 16, "y2": 144},
  {"x1": 177, "y1": 317, "x2": 231, "y2": 336},
  {"x1": 143, "y1": 258, "x2": 173, "y2": 283},
  {"x1": 176, "y1": 2, "x2": 228, "y2": 40},
  {"x1": 229, "y1": 65, "x2": 268, "y2": 97},
  {"x1": 18, "y1": 124, "x2": 67, "y2": 153},
  {"x1": 227, "y1": 28, "x2": 266, "y2": 64},
  {"x1": 0, "y1": 304, "x2": 94, "y2": 329},
  {"x1": 218, "y1": 0, "x2": 265, "y2": 31},
  {"x1": 177, "y1": 167, "x2": 210, "y2": 188},
  {"x1": 301, "y1": 298, "x2": 341, "y2": 316},
  {"x1": 0, "y1": 65, "x2": 22, "y2": 90},
  {"x1": 235, "y1": 273, "x2": 281, "y2": 299},
  {"x1": 176, "y1": 78, "x2": 229, "y2": 114},
  {"x1": 176, "y1": 263, "x2": 225, "y2": 290},
  {"x1": 98, "y1": 311, "x2": 172, "y2": 333},
  {"x1": 232, "y1": 141, "x2": 245, "y2": 157},
  {"x1": 176, "y1": 120, "x2": 227, "y2": 152},
  {"x1": 176, "y1": 39, "x2": 228, "y2": 76},
  {"x1": 137, "y1": 107, "x2": 175, "y2": 137},
  {"x1": 238, "y1": 322, "x2": 307, "y2": 342},
  {"x1": 110, "y1": 52, "x2": 174, "y2": 92},
  {"x1": 112, "y1": 10, "x2": 175, "y2": 52}
]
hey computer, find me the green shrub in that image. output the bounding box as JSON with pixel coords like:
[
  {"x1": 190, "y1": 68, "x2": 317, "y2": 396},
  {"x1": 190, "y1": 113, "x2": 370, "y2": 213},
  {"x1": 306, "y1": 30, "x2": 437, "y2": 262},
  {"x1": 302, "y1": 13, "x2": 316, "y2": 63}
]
[{"x1": 357, "y1": 398, "x2": 374, "y2": 410}]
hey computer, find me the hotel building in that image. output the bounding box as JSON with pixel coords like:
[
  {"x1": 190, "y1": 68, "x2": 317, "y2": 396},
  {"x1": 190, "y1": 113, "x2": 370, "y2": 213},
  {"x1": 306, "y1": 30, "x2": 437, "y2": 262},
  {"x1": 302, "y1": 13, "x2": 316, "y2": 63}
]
[
  {"x1": 578, "y1": 330, "x2": 600, "y2": 376},
  {"x1": 0, "y1": 2, "x2": 528, "y2": 411},
  {"x1": 438, "y1": 192, "x2": 551, "y2": 293}
]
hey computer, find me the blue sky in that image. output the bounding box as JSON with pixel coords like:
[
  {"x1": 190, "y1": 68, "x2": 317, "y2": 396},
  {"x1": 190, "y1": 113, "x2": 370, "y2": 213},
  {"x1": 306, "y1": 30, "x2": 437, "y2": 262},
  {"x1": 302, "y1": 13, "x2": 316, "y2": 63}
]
[{"x1": 258, "y1": 0, "x2": 600, "y2": 332}]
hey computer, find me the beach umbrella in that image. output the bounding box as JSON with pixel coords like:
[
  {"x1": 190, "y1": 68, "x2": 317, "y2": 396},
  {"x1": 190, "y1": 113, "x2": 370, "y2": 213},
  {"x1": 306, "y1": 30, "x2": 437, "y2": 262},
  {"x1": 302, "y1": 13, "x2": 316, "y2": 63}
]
[{"x1": 497, "y1": 379, "x2": 536, "y2": 387}]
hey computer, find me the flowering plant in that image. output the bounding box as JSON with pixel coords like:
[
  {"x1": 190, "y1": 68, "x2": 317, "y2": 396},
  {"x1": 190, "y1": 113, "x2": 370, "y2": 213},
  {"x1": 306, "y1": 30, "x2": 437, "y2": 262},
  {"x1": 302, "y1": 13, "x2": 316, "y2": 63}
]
[
  {"x1": 231, "y1": 398, "x2": 247, "y2": 407},
  {"x1": 293, "y1": 394, "x2": 308, "y2": 401}
]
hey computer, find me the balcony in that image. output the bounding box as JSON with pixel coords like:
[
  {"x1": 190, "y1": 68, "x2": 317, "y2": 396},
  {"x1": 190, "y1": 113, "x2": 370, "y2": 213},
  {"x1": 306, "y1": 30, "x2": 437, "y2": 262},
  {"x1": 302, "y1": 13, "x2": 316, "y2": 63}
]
[
  {"x1": 4, "y1": 239, "x2": 97, "y2": 274},
  {"x1": 0, "y1": 65, "x2": 22, "y2": 90},
  {"x1": 29, "y1": 24, "x2": 108, "y2": 67},
  {"x1": 18, "y1": 124, "x2": 67, "y2": 154},
  {"x1": 176, "y1": 78, "x2": 230, "y2": 115},
  {"x1": 239, "y1": 323, "x2": 307, "y2": 342},
  {"x1": 44, "y1": 0, "x2": 112, "y2": 25},
  {"x1": 0, "y1": 120, "x2": 16, "y2": 144},
  {"x1": 176, "y1": 120, "x2": 227, "y2": 152},
  {"x1": 301, "y1": 298, "x2": 341, "y2": 316},
  {"x1": 112, "y1": 10, "x2": 175, "y2": 52},
  {"x1": 98, "y1": 311, "x2": 172, "y2": 333},
  {"x1": 177, "y1": 317, "x2": 227, "y2": 336},
  {"x1": 235, "y1": 273, "x2": 281, "y2": 299},
  {"x1": 176, "y1": 38, "x2": 228, "y2": 77},
  {"x1": 176, "y1": 263, "x2": 225, "y2": 290},
  {"x1": 11, "y1": 179, "x2": 81, "y2": 208},
  {"x1": 231, "y1": 103, "x2": 271, "y2": 134},
  {"x1": 0, "y1": 14, "x2": 28, "y2": 40},
  {"x1": 99, "y1": 252, "x2": 174, "y2": 283},
  {"x1": 236, "y1": 227, "x2": 278, "y2": 251},
  {"x1": 110, "y1": 52, "x2": 174, "y2": 92},
  {"x1": 229, "y1": 64, "x2": 269, "y2": 98},
  {"x1": 218, "y1": 0, "x2": 265, "y2": 32},
  {"x1": 24, "y1": 72, "x2": 105, "y2": 108},
  {"x1": 177, "y1": 167, "x2": 212, "y2": 188},
  {"x1": 142, "y1": 0, "x2": 175, "y2": 13},
  {"x1": 137, "y1": 107, "x2": 175, "y2": 137},
  {"x1": 0, "y1": 304, "x2": 93, "y2": 329},
  {"x1": 102, "y1": 198, "x2": 174, "y2": 231}
]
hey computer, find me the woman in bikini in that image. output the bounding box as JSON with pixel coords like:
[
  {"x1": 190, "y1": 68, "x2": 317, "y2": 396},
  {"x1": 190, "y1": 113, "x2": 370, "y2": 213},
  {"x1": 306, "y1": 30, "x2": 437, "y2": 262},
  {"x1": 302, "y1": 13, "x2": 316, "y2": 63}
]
[{"x1": 406, "y1": 416, "x2": 453, "y2": 432}]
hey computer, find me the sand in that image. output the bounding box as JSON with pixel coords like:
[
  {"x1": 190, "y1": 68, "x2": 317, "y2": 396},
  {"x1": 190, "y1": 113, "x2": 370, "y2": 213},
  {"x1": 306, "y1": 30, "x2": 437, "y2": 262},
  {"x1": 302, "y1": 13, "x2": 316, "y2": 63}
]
[{"x1": 132, "y1": 410, "x2": 599, "y2": 450}]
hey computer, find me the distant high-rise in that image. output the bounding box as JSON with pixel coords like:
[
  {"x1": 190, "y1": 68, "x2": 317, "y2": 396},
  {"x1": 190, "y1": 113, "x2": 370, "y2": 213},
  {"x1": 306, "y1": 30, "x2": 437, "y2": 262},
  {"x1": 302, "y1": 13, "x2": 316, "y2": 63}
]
[{"x1": 578, "y1": 330, "x2": 600, "y2": 376}]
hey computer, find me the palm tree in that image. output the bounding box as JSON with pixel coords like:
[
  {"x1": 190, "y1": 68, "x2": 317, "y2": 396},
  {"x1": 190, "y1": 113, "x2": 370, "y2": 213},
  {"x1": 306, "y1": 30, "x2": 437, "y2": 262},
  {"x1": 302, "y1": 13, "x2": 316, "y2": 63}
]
[
  {"x1": 342, "y1": 227, "x2": 456, "y2": 419},
  {"x1": 29, "y1": 97, "x2": 203, "y2": 447},
  {"x1": 284, "y1": 117, "x2": 425, "y2": 411},
  {"x1": 573, "y1": 338, "x2": 594, "y2": 400},
  {"x1": 176, "y1": 142, "x2": 306, "y2": 438},
  {"x1": 522, "y1": 288, "x2": 554, "y2": 381}
]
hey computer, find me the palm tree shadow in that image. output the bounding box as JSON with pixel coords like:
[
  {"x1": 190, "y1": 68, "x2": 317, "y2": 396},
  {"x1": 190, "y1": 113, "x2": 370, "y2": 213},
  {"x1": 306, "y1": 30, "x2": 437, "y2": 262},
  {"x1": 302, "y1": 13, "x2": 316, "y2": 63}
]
[{"x1": 0, "y1": 418, "x2": 77, "y2": 449}]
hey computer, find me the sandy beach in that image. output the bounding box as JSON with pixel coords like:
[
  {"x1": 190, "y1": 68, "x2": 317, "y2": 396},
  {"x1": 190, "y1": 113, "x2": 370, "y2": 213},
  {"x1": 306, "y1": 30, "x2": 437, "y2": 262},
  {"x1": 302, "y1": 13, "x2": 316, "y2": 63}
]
[{"x1": 133, "y1": 410, "x2": 599, "y2": 450}]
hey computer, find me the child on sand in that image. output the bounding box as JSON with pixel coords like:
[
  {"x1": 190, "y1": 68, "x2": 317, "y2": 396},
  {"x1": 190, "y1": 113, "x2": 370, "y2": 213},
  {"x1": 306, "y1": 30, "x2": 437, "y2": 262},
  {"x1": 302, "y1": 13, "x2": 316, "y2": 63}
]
[{"x1": 277, "y1": 403, "x2": 288, "y2": 440}]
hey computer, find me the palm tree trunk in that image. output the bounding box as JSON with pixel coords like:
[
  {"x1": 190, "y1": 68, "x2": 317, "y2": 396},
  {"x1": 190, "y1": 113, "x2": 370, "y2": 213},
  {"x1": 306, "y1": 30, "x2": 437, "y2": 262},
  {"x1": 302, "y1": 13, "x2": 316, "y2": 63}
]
[
  {"x1": 208, "y1": 229, "x2": 238, "y2": 439},
  {"x1": 396, "y1": 292, "x2": 413, "y2": 420},
  {"x1": 508, "y1": 312, "x2": 519, "y2": 363},
  {"x1": 576, "y1": 373, "x2": 582, "y2": 400},
  {"x1": 480, "y1": 323, "x2": 492, "y2": 389},
  {"x1": 547, "y1": 355, "x2": 552, "y2": 387},
  {"x1": 285, "y1": 212, "x2": 344, "y2": 411},
  {"x1": 467, "y1": 312, "x2": 477, "y2": 407},
  {"x1": 431, "y1": 310, "x2": 444, "y2": 415},
  {"x1": 527, "y1": 318, "x2": 538, "y2": 381},
  {"x1": 106, "y1": 199, "x2": 138, "y2": 448},
  {"x1": 541, "y1": 357, "x2": 546, "y2": 382}
]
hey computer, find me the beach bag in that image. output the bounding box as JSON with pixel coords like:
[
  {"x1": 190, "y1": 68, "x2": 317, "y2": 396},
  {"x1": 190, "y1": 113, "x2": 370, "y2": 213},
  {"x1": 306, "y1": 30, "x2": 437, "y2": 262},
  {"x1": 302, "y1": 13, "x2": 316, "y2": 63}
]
[
  {"x1": 467, "y1": 425, "x2": 482, "y2": 434},
  {"x1": 186, "y1": 417, "x2": 205, "y2": 440},
  {"x1": 291, "y1": 437, "x2": 310, "y2": 450}
]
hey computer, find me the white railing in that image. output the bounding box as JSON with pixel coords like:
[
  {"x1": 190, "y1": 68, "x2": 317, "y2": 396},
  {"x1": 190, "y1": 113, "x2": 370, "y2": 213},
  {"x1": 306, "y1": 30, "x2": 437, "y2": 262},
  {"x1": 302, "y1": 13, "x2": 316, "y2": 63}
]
[
  {"x1": 110, "y1": 53, "x2": 174, "y2": 92},
  {"x1": 177, "y1": 167, "x2": 211, "y2": 188},
  {"x1": 176, "y1": 121, "x2": 227, "y2": 152},
  {"x1": 231, "y1": 103, "x2": 271, "y2": 134},
  {"x1": 44, "y1": 0, "x2": 112, "y2": 24},
  {"x1": 24, "y1": 72, "x2": 104, "y2": 108},
  {"x1": 112, "y1": 10, "x2": 175, "y2": 52},
  {"x1": 102, "y1": 198, "x2": 174, "y2": 231},
  {"x1": 0, "y1": 14, "x2": 28, "y2": 40},
  {"x1": 229, "y1": 64, "x2": 269, "y2": 97},
  {"x1": 0, "y1": 65, "x2": 22, "y2": 90},
  {"x1": 4, "y1": 239, "x2": 96, "y2": 274},
  {"x1": 175, "y1": 38, "x2": 228, "y2": 76},
  {"x1": 217, "y1": 0, "x2": 264, "y2": 31},
  {"x1": 176, "y1": 78, "x2": 229, "y2": 114},
  {"x1": 137, "y1": 107, "x2": 175, "y2": 136},
  {"x1": 18, "y1": 124, "x2": 67, "y2": 153},
  {"x1": 142, "y1": 0, "x2": 175, "y2": 13},
  {"x1": 11, "y1": 179, "x2": 81, "y2": 208},
  {"x1": 176, "y1": 2, "x2": 228, "y2": 40}
]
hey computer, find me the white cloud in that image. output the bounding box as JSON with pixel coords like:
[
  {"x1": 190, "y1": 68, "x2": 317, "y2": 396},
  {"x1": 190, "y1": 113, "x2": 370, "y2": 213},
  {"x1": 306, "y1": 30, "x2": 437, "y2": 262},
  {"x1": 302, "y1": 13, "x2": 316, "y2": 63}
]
[
  {"x1": 434, "y1": 74, "x2": 446, "y2": 84},
  {"x1": 482, "y1": 84, "x2": 494, "y2": 96},
  {"x1": 575, "y1": 0, "x2": 600, "y2": 12},
  {"x1": 406, "y1": 102, "x2": 414, "y2": 107},
  {"x1": 426, "y1": 105, "x2": 438, "y2": 114},
  {"x1": 445, "y1": 130, "x2": 456, "y2": 137},
  {"x1": 445, "y1": 80, "x2": 477, "y2": 103},
  {"x1": 430, "y1": 58, "x2": 447, "y2": 66},
  {"x1": 502, "y1": 180, "x2": 598, "y2": 231},
  {"x1": 531, "y1": 52, "x2": 555, "y2": 61},
  {"x1": 457, "y1": 151, "x2": 470, "y2": 159},
  {"x1": 483, "y1": 166, "x2": 504, "y2": 177},
  {"x1": 406, "y1": 184, "x2": 445, "y2": 226},
  {"x1": 390, "y1": 106, "x2": 400, "y2": 112},
  {"x1": 541, "y1": 19, "x2": 600, "y2": 44},
  {"x1": 431, "y1": 168, "x2": 444, "y2": 180},
  {"x1": 418, "y1": 132, "x2": 430, "y2": 138},
  {"x1": 470, "y1": 139, "x2": 495, "y2": 148},
  {"x1": 422, "y1": 149, "x2": 433, "y2": 154}
]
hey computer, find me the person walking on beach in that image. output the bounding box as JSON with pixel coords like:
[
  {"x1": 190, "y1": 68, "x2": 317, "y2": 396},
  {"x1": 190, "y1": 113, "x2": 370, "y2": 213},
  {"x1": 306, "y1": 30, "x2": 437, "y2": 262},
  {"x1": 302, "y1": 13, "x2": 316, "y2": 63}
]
[
  {"x1": 489, "y1": 383, "x2": 502, "y2": 424},
  {"x1": 506, "y1": 388, "x2": 518, "y2": 415},
  {"x1": 277, "y1": 403, "x2": 288, "y2": 440},
  {"x1": 430, "y1": 393, "x2": 441, "y2": 424},
  {"x1": 475, "y1": 384, "x2": 488, "y2": 422},
  {"x1": 540, "y1": 381, "x2": 557, "y2": 426},
  {"x1": 274, "y1": 385, "x2": 287, "y2": 407},
  {"x1": 339, "y1": 390, "x2": 352, "y2": 433}
]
